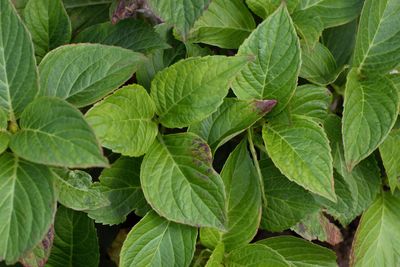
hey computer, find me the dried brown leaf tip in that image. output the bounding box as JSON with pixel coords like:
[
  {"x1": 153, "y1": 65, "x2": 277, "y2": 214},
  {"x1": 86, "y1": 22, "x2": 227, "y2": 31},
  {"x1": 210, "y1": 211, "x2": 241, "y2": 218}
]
[{"x1": 253, "y1": 99, "x2": 277, "y2": 115}]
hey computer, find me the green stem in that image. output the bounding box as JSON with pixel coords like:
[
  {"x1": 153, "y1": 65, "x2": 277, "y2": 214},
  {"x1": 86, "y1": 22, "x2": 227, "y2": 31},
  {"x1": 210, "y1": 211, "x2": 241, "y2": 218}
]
[{"x1": 247, "y1": 128, "x2": 267, "y2": 206}]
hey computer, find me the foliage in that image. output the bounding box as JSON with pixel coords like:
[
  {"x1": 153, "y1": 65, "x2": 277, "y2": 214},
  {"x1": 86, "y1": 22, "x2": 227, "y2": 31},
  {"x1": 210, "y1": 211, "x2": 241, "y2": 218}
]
[{"x1": 1, "y1": 0, "x2": 399, "y2": 266}]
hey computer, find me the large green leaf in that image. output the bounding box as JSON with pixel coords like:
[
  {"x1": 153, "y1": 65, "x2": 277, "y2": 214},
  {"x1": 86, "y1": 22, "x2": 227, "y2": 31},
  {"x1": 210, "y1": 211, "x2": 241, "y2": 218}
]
[
  {"x1": 352, "y1": 0, "x2": 400, "y2": 74},
  {"x1": 38, "y1": 44, "x2": 145, "y2": 107},
  {"x1": 120, "y1": 211, "x2": 197, "y2": 267},
  {"x1": 379, "y1": 129, "x2": 400, "y2": 192},
  {"x1": 46, "y1": 206, "x2": 99, "y2": 267},
  {"x1": 10, "y1": 97, "x2": 108, "y2": 168},
  {"x1": 86, "y1": 84, "x2": 158, "y2": 157},
  {"x1": 52, "y1": 169, "x2": 109, "y2": 211},
  {"x1": 24, "y1": 0, "x2": 71, "y2": 62},
  {"x1": 262, "y1": 115, "x2": 336, "y2": 201},
  {"x1": 151, "y1": 55, "x2": 248, "y2": 128},
  {"x1": 0, "y1": 153, "x2": 56, "y2": 264},
  {"x1": 88, "y1": 156, "x2": 149, "y2": 225},
  {"x1": 147, "y1": 0, "x2": 211, "y2": 40},
  {"x1": 189, "y1": 98, "x2": 276, "y2": 153},
  {"x1": 342, "y1": 70, "x2": 399, "y2": 170},
  {"x1": 350, "y1": 192, "x2": 400, "y2": 267},
  {"x1": 260, "y1": 158, "x2": 319, "y2": 232},
  {"x1": 200, "y1": 140, "x2": 261, "y2": 251},
  {"x1": 232, "y1": 5, "x2": 301, "y2": 115},
  {"x1": 0, "y1": 0, "x2": 38, "y2": 120},
  {"x1": 141, "y1": 133, "x2": 226, "y2": 230},
  {"x1": 189, "y1": 0, "x2": 255, "y2": 49},
  {"x1": 73, "y1": 19, "x2": 169, "y2": 54}
]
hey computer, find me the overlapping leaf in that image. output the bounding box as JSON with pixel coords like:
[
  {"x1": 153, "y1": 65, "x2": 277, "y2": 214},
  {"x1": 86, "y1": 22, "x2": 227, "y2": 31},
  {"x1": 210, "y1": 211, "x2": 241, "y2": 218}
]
[{"x1": 379, "y1": 129, "x2": 400, "y2": 192}]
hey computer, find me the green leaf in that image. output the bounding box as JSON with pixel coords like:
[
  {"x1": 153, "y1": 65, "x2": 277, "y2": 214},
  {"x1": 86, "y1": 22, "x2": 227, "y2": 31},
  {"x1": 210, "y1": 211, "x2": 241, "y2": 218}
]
[
  {"x1": 260, "y1": 158, "x2": 319, "y2": 232},
  {"x1": 62, "y1": 0, "x2": 112, "y2": 8},
  {"x1": 189, "y1": 0, "x2": 255, "y2": 49},
  {"x1": 342, "y1": 69, "x2": 399, "y2": 170},
  {"x1": 379, "y1": 129, "x2": 400, "y2": 192},
  {"x1": 10, "y1": 97, "x2": 108, "y2": 168},
  {"x1": 120, "y1": 211, "x2": 197, "y2": 267},
  {"x1": 19, "y1": 227, "x2": 54, "y2": 267},
  {"x1": 86, "y1": 84, "x2": 158, "y2": 157},
  {"x1": 225, "y1": 244, "x2": 288, "y2": 267},
  {"x1": 46, "y1": 206, "x2": 99, "y2": 267},
  {"x1": 292, "y1": 10, "x2": 324, "y2": 47},
  {"x1": 151, "y1": 55, "x2": 249, "y2": 128},
  {"x1": 147, "y1": 0, "x2": 211, "y2": 40},
  {"x1": 200, "y1": 140, "x2": 261, "y2": 251},
  {"x1": 299, "y1": 41, "x2": 340, "y2": 86},
  {"x1": 350, "y1": 192, "x2": 400, "y2": 267},
  {"x1": 24, "y1": 0, "x2": 71, "y2": 62},
  {"x1": 88, "y1": 156, "x2": 149, "y2": 225},
  {"x1": 352, "y1": 0, "x2": 400, "y2": 74},
  {"x1": 52, "y1": 169, "x2": 109, "y2": 211},
  {"x1": 66, "y1": 3, "x2": 111, "y2": 34},
  {"x1": 205, "y1": 243, "x2": 224, "y2": 267},
  {"x1": 262, "y1": 115, "x2": 336, "y2": 201},
  {"x1": 0, "y1": 153, "x2": 56, "y2": 264},
  {"x1": 141, "y1": 133, "x2": 226, "y2": 230},
  {"x1": 38, "y1": 44, "x2": 145, "y2": 107},
  {"x1": 288, "y1": 84, "x2": 332, "y2": 122},
  {"x1": 0, "y1": 108, "x2": 9, "y2": 154},
  {"x1": 232, "y1": 5, "x2": 301, "y2": 115},
  {"x1": 0, "y1": 0, "x2": 39, "y2": 120},
  {"x1": 245, "y1": 0, "x2": 299, "y2": 19},
  {"x1": 73, "y1": 19, "x2": 169, "y2": 54},
  {"x1": 189, "y1": 98, "x2": 277, "y2": 153}
]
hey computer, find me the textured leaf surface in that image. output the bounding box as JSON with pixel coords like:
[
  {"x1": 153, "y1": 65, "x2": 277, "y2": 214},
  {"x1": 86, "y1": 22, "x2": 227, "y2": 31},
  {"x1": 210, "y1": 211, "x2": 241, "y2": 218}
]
[
  {"x1": 39, "y1": 44, "x2": 145, "y2": 107},
  {"x1": 20, "y1": 227, "x2": 54, "y2": 267},
  {"x1": 86, "y1": 85, "x2": 158, "y2": 157},
  {"x1": 343, "y1": 70, "x2": 399, "y2": 170},
  {"x1": 0, "y1": 153, "x2": 56, "y2": 264},
  {"x1": 151, "y1": 56, "x2": 248, "y2": 128},
  {"x1": 0, "y1": 0, "x2": 38, "y2": 120},
  {"x1": 352, "y1": 0, "x2": 400, "y2": 74},
  {"x1": 350, "y1": 192, "x2": 400, "y2": 267},
  {"x1": 232, "y1": 6, "x2": 301, "y2": 115},
  {"x1": 10, "y1": 97, "x2": 108, "y2": 168},
  {"x1": 46, "y1": 206, "x2": 99, "y2": 267},
  {"x1": 73, "y1": 19, "x2": 169, "y2": 54},
  {"x1": 141, "y1": 133, "x2": 226, "y2": 229},
  {"x1": 262, "y1": 115, "x2": 335, "y2": 201},
  {"x1": 380, "y1": 130, "x2": 400, "y2": 192},
  {"x1": 53, "y1": 169, "x2": 109, "y2": 211},
  {"x1": 88, "y1": 156, "x2": 149, "y2": 225},
  {"x1": 292, "y1": 11, "x2": 324, "y2": 47},
  {"x1": 260, "y1": 159, "x2": 319, "y2": 232},
  {"x1": 147, "y1": 0, "x2": 211, "y2": 40},
  {"x1": 245, "y1": 0, "x2": 298, "y2": 19},
  {"x1": 200, "y1": 141, "x2": 261, "y2": 251},
  {"x1": 189, "y1": 98, "x2": 276, "y2": 152},
  {"x1": 189, "y1": 0, "x2": 255, "y2": 49},
  {"x1": 120, "y1": 211, "x2": 197, "y2": 267},
  {"x1": 24, "y1": 0, "x2": 71, "y2": 61}
]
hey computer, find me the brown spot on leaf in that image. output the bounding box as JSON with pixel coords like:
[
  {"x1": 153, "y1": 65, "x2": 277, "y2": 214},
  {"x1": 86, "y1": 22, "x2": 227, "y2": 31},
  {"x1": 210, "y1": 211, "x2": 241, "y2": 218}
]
[{"x1": 253, "y1": 99, "x2": 277, "y2": 115}]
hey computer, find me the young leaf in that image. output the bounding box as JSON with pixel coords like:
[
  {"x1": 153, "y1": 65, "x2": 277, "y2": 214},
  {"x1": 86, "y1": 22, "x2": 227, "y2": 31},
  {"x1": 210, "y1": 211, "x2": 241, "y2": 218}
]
[
  {"x1": 379, "y1": 129, "x2": 400, "y2": 192},
  {"x1": 350, "y1": 192, "x2": 400, "y2": 267},
  {"x1": 86, "y1": 84, "x2": 158, "y2": 157},
  {"x1": 119, "y1": 211, "x2": 197, "y2": 267},
  {"x1": 73, "y1": 19, "x2": 169, "y2": 54},
  {"x1": 19, "y1": 227, "x2": 54, "y2": 267},
  {"x1": 46, "y1": 206, "x2": 99, "y2": 267},
  {"x1": 205, "y1": 243, "x2": 224, "y2": 267},
  {"x1": 189, "y1": 98, "x2": 277, "y2": 153},
  {"x1": 245, "y1": 0, "x2": 299, "y2": 19},
  {"x1": 38, "y1": 44, "x2": 145, "y2": 107},
  {"x1": 260, "y1": 158, "x2": 319, "y2": 232},
  {"x1": 141, "y1": 133, "x2": 227, "y2": 230},
  {"x1": 24, "y1": 0, "x2": 71, "y2": 62},
  {"x1": 147, "y1": 0, "x2": 211, "y2": 40},
  {"x1": 88, "y1": 156, "x2": 149, "y2": 225},
  {"x1": 52, "y1": 169, "x2": 109, "y2": 211},
  {"x1": 232, "y1": 5, "x2": 301, "y2": 115},
  {"x1": 151, "y1": 55, "x2": 249, "y2": 128},
  {"x1": 262, "y1": 115, "x2": 336, "y2": 201},
  {"x1": 200, "y1": 140, "x2": 261, "y2": 252},
  {"x1": 0, "y1": 153, "x2": 56, "y2": 264},
  {"x1": 352, "y1": 0, "x2": 400, "y2": 74},
  {"x1": 342, "y1": 70, "x2": 399, "y2": 170},
  {"x1": 10, "y1": 97, "x2": 108, "y2": 168},
  {"x1": 0, "y1": 0, "x2": 39, "y2": 120},
  {"x1": 189, "y1": 0, "x2": 256, "y2": 49}
]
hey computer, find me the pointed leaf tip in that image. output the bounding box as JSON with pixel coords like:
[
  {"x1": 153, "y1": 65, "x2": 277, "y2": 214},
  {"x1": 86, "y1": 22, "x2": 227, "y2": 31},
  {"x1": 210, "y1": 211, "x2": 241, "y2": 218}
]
[{"x1": 254, "y1": 99, "x2": 277, "y2": 115}]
